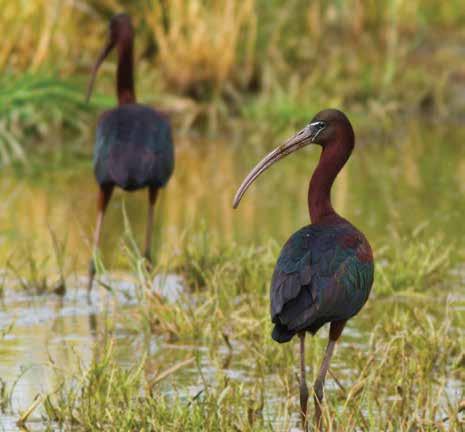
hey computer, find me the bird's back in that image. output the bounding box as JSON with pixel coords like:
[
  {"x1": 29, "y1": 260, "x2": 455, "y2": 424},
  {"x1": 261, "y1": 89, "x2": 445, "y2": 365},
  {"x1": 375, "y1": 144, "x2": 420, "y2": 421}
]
[
  {"x1": 94, "y1": 104, "x2": 174, "y2": 191},
  {"x1": 271, "y1": 218, "x2": 373, "y2": 343}
]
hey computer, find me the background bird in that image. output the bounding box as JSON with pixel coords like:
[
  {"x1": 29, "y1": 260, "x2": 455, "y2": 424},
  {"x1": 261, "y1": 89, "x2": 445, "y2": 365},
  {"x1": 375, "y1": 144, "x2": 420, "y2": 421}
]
[
  {"x1": 233, "y1": 109, "x2": 374, "y2": 429},
  {"x1": 86, "y1": 14, "x2": 174, "y2": 294}
]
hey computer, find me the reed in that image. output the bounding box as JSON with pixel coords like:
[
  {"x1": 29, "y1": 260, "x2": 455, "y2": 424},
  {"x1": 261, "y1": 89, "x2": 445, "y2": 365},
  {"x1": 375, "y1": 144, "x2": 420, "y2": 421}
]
[
  {"x1": 146, "y1": 0, "x2": 257, "y2": 97},
  {"x1": 0, "y1": 1, "x2": 464, "y2": 156}
]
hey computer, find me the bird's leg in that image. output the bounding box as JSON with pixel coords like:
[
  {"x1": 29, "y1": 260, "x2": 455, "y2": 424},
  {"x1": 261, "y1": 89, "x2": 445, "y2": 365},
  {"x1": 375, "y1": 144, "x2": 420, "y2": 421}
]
[
  {"x1": 298, "y1": 331, "x2": 309, "y2": 431},
  {"x1": 313, "y1": 340, "x2": 335, "y2": 430},
  {"x1": 143, "y1": 186, "x2": 158, "y2": 268},
  {"x1": 313, "y1": 320, "x2": 346, "y2": 430},
  {"x1": 87, "y1": 185, "x2": 113, "y2": 297}
]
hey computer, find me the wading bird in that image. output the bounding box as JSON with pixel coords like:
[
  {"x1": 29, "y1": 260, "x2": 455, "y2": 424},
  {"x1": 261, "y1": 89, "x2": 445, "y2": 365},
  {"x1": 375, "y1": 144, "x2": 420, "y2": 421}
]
[
  {"x1": 233, "y1": 109, "x2": 374, "y2": 429},
  {"x1": 86, "y1": 14, "x2": 174, "y2": 294}
]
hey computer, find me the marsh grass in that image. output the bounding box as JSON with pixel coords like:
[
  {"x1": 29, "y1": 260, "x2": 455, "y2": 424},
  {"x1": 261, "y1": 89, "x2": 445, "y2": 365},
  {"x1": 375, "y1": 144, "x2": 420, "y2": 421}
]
[
  {"x1": 45, "y1": 341, "x2": 273, "y2": 431},
  {"x1": 21, "y1": 226, "x2": 462, "y2": 430},
  {"x1": 5, "y1": 230, "x2": 73, "y2": 295},
  {"x1": 40, "y1": 291, "x2": 465, "y2": 431},
  {"x1": 375, "y1": 228, "x2": 453, "y2": 296}
]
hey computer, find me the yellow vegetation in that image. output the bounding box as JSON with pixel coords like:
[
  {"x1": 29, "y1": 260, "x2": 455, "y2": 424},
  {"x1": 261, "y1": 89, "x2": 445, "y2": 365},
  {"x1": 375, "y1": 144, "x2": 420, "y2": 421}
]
[{"x1": 146, "y1": 0, "x2": 257, "y2": 95}]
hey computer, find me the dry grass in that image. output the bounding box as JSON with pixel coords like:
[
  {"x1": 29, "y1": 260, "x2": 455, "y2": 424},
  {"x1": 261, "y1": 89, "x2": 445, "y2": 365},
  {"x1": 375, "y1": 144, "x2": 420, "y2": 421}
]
[
  {"x1": 0, "y1": 0, "x2": 89, "y2": 72},
  {"x1": 0, "y1": 0, "x2": 464, "y2": 145},
  {"x1": 146, "y1": 0, "x2": 257, "y2": 97}
]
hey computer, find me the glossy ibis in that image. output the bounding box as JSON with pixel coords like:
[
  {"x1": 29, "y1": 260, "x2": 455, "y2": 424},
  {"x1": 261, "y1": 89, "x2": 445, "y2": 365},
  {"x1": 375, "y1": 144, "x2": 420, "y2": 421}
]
[
  {"x1": 86, "y1": 14, "x2": 174, "y2": 294},
  {"x1": 233, "y1": 109, "x2": 374, "y2": 429}
]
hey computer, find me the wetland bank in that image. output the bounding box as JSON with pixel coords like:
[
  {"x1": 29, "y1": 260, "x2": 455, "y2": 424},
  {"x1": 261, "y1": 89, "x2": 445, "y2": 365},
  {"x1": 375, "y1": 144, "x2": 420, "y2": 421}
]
[{"x1": 1, "y1": 1, "x2": 465, "y2": 431}]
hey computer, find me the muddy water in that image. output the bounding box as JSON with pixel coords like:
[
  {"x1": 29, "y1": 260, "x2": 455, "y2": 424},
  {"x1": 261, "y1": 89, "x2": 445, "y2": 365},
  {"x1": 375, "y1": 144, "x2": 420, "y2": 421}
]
[{"x1": 0, "y1": 120, "x2": 465, "y2": 430}]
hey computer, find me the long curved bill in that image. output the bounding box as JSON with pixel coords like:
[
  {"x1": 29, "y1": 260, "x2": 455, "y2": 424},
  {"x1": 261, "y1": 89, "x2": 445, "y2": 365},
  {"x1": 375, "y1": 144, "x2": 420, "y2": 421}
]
[
  {"x1": 85, "y1": 38, "x2": 115, "y2": 103},
  {"x1": 233, "y1": 123, "x2": 319, "y2": 208}
]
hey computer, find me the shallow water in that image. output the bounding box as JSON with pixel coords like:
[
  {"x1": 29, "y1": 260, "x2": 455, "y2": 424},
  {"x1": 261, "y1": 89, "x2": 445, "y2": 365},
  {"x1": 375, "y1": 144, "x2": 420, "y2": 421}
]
[
  {"x1": 2, "y1": 120, "x2": 465, "y2": 267},
  {"x1": 0, "y1": 120, "x2": 465, "y2": 429},
  {"x1": 0, "y1": 276, "x2": 462, "y2": 431}
]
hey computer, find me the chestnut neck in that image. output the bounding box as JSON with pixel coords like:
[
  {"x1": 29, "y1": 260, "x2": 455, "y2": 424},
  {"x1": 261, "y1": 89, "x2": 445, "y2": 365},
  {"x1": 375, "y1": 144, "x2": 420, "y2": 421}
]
[
  {"x1": 308, "y1": 137, "x2": 353, "y2": 224},
  {"x1": 116, "y1": 37, "x2": 135, "y2": 105}
]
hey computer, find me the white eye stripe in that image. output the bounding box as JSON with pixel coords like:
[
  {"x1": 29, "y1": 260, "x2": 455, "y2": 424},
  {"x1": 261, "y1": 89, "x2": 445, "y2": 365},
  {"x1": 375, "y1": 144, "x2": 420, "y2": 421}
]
[
  {"x1": 310, "y1": 121, "x2": 326, "y2": 129},
  {"x1": 309, "y1": 121, "x2": 326, "y2": 142}
]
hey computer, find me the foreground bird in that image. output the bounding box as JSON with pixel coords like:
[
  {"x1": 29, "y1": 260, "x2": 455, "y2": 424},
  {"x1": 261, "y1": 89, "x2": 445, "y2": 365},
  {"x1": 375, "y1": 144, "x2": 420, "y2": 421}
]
[
  {"x1": 86, "y1": 14, "x2": 174, "y2": 294},
  {"x1": 233, "y1": 109, "x2": 374, "y2": 429}
]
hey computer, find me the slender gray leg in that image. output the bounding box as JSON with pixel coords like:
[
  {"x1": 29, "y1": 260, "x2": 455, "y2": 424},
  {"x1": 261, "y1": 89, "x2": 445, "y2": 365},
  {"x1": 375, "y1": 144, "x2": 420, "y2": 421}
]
[
  {"x1": 298, "y1": 331, "x2": 309, "y2": 431},
  {"x1": 143, "y1": 186, "x2": 158, "y2": 267},
  {"x1": 313, "y1": 340, "x2": 335, "y2": 428},
  {"x1": 314, "y1": 320, "x2": 346, "y2": 430},
  {"x1": 87, "y1": 185, "x2": 113, "y2": 297}
]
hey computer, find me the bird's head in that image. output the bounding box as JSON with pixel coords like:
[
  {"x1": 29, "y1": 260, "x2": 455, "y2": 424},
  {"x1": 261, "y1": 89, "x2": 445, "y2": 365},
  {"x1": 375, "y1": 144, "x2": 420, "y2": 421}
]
[
  {"x1": 232, "y1": 109, "x2": 354, "y2": 208},
  {"x1": 109, "y1": 14, "x2": 133, "y2": 44},
  {"x1": 305, "y1": 109, "x2": 354, "y2": 149},
  {"x1": 85, "y1": 14, "x2": 134, "y2": 103}
]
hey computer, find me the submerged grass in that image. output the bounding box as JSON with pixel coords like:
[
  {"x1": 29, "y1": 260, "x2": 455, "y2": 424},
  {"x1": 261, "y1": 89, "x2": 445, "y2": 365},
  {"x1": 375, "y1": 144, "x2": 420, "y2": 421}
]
[
  {"x1": 19, "y1": 227, "x2": 463, "y2": 430},
  {"x1": 5, "y1": 230, "x2": 73, "y2": 295}
]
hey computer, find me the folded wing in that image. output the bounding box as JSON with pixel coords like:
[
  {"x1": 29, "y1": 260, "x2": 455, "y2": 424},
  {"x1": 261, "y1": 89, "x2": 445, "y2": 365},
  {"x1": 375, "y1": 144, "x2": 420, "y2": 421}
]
[
  {"x1": 94, "y1": 104, "x2": 174, "y2": 190},
  {"x1": 271, "y1": 222, "x2": 373, "y2": 343}
]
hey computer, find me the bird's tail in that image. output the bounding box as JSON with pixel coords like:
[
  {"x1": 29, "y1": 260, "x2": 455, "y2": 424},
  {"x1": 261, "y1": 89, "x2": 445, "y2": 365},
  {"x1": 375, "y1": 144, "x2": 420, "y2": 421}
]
[{"x1": 271, "y1": 322, "x2": 295, "y2": 343}]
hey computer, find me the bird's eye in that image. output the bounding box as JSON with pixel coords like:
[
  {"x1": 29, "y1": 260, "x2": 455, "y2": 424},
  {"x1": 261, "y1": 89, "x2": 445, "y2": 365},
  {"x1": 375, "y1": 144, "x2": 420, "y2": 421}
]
[{"x1": 310, "y1": 121, "x2": 326, "y2": 130}]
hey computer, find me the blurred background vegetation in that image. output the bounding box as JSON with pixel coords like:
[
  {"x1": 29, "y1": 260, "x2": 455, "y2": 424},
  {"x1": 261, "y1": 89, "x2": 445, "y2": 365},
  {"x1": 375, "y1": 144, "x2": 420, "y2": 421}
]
[{"x1": 2, "y1": 0, "x2": 465, "y2": 163}]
